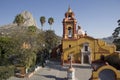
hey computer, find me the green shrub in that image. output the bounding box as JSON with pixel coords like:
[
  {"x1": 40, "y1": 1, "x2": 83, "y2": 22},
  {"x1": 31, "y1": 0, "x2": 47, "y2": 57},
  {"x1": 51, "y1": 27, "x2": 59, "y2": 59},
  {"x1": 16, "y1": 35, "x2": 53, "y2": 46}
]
[{"x1": 0, "y1": 65, "x2": 15, "y2": 80}]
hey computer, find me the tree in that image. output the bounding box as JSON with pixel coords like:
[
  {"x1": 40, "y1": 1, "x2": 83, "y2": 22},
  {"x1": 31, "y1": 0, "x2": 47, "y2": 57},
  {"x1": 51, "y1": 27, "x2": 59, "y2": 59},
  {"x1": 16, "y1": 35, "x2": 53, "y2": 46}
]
[
  {"x1": 40, "y1": 16, "x2": 46, "y2": 30},
  {"x1": 0, "y1": 37, "x2": 16, "y2": 65},
  {"x1": 112, "y1": 19, "x2": 120, "y2": 38},
  {"x1": 44, "y1": 30, "x2": 59, "y2": 52},
  {"x1": 118, "y1": 19, "x2": 120, "y2": 26},
  {"x1": 48, "y1": 17, "x2": 54, "y2": 30},
  {"x1": 27, "y1": 25, "x2": 37, "y2": 51},
  {"x1": 13, "y1": 14, "x2": 25, "y2": 26},
  {"x1": 112, "y1": 19, "x2": 120, "y2": 50},
  {"x1": 15, "y1": 49, "x2": 36, "y2": 73}
]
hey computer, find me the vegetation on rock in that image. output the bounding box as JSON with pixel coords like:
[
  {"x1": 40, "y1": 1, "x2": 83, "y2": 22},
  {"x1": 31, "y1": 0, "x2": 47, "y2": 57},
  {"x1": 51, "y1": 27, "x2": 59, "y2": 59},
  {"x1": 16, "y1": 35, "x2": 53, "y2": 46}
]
[{"x1": 13, "y1": 14, "x2": 25, "y2": 26}]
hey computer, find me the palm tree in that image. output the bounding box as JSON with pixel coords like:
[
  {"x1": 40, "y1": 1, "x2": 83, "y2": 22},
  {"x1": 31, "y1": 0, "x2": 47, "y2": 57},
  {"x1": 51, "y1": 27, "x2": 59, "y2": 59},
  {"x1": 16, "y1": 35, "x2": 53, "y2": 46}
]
[
  {"x1": 40, "y1": 16, "x2": 46, "y2": 30},
  {"x1": 13, "y1": 14, "x2": 25, "y2": 26},
  {"x1": 48, "y1": 17, "x2": 54, "y2": 30}
]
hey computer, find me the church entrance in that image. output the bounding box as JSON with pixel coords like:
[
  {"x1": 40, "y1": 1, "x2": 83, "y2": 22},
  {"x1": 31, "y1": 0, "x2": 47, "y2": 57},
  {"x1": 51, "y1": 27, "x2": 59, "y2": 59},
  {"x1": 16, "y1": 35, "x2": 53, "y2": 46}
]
[
  {"x1": 81, "y1": 43, "x2": 91, "y2": 64},
  {"x1": 81, "y1": 52, "x2": 90, "y2": 64},
  {"x1": 83, "y1": 55, "x2": 89, "y2": 64}
]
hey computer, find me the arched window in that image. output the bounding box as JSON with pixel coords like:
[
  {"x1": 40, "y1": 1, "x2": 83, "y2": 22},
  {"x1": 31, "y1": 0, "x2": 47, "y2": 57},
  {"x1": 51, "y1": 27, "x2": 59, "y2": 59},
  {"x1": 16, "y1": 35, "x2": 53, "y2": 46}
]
[
  {"x1": 85, "y1": 45, "x2": 88, "y2": 51},
  {"x1": 68, "y1": 27, "x2": 72, "y2": 38},
  {"x1": 83, "y1": 43, "x2": 89, "y2": 52}
]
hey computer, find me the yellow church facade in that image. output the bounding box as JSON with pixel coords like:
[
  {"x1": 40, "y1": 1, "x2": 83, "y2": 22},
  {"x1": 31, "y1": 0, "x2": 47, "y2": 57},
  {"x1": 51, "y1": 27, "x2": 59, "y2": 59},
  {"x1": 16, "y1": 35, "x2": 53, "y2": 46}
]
[{"x1": 61, "y1": 8, "x2": 116, "y2": 64}]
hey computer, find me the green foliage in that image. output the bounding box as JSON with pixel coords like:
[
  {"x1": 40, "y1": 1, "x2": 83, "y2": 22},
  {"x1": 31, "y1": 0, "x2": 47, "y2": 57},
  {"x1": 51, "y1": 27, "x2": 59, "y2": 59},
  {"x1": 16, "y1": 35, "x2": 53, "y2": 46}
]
[
  {"x1": 112, "y1": 19, "x2": 120, "y2": 50},
  {"x1": 48, "y1": 17, "x2": 54, "y2": 25},
  {"x1": 16, "y1": 49, "x2": 36, "y2": 69},
  {"x1": 36, "y1": 31, "x2": 46, "y2": 51},
  {"x1": 0, "y1": 37, "x2": 16, "y2": 65},
  {"x1": 13, "y1": 14, "x2": 25, "y2": 26},
  {"x1": 118, "y1": 19, "x2": 120, "y2": 26},
  {"x1": 40, "y1": 16, "x2": 46, "y2": 26},
  {"x1": 44, "y1": 30, "x2": 60, "y2": 51},
  {"x1": 28, "y1": 25, "x2": 37, "y2": 33},
  {"x1": 105, "y1": 53, "x2": 120, "y2": 70},
  {"x1": 112, "y1": 19, "x2": 120, "y2": 38},
  {"x1": 0, "y1": 65, "x2": 15, "y2": 80},
  {"x1": 48, "y1": 17, "x2": 54, "y2": 30},
  {"x1": 113, "y1": 39, "x2": 120, "y2": 51},
  {"x1": 0, "y1": 19, "x2": 61, "y2": 72},
  {"x1": 40, "y1": 16, "x2": 46, "y2": 30},
  {"x1": 112, "y1": 27, "x2": 120, "y2": 38}
]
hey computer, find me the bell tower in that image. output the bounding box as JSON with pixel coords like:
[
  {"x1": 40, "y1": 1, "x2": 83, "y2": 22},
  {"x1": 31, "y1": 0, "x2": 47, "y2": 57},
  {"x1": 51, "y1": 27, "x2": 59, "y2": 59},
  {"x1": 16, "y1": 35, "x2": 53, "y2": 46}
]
[{"x1": 62, "y1": 7, "x2": 77, "y2": 39}]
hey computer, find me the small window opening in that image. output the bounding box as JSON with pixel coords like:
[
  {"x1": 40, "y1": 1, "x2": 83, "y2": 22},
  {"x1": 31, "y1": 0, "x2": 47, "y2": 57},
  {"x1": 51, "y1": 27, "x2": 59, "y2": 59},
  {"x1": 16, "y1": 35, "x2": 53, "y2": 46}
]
[
  {"x1": 69, "y1": 45, "x2": 71, "y2": 48},
  {"x1": 85, "y1": 45, "x2": 88, "y2": 51}
]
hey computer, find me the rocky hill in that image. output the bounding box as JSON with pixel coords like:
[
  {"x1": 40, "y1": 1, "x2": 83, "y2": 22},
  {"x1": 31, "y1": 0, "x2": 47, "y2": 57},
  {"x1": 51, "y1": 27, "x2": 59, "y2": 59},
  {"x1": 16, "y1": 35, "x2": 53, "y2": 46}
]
[
  {"x1": 20, "y1": 11, "x2": 37, "y2": 27},
  {"x1": 0, "y1": 11, "x2": 39, "y2": 36}
]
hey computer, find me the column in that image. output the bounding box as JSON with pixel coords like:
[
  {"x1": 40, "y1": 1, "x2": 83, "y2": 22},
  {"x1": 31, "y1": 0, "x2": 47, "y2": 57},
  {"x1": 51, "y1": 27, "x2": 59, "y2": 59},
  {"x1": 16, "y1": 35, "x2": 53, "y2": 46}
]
[{"x1": 81, "y1": 52, "x2": 84, "y2": 64}]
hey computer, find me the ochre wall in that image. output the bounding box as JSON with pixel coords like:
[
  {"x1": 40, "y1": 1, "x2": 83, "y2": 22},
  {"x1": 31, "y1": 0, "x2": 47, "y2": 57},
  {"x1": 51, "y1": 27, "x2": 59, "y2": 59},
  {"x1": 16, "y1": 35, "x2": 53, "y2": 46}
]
[{"x1": 62, "y1": 36, "x2": 116, "y2": 63}]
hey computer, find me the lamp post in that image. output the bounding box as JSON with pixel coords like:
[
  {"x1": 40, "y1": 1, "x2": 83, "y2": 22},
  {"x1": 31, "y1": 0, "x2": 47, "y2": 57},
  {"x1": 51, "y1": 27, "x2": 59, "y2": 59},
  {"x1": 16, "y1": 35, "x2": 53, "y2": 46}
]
[{"x1": 67, "y1": 54, "x2": 75, "y2": 80}]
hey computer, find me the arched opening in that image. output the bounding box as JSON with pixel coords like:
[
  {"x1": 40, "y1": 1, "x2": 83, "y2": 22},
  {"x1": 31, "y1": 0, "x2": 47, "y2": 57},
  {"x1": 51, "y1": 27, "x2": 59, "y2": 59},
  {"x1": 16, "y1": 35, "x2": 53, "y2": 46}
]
[
  {"x1": 99, "y1": 69, "x2": 116, "y2": 80},
  {"x1": 68, "y1": 27, "x2": 72, "y2": 38}
]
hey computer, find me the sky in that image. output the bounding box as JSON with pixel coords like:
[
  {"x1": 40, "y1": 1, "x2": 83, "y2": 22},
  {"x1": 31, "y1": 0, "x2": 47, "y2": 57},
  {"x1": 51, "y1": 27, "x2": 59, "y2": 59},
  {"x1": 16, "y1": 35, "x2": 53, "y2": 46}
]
[{"x1": 0, "y1": 0, "x2": 120, "y2": 38}]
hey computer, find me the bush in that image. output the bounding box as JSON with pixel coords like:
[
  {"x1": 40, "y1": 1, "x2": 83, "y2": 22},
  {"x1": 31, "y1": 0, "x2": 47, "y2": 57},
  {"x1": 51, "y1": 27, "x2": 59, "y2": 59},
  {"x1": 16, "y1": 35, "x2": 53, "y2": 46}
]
[{"x1": 0, "y1": 65, "x2": 15, "y2": 80}]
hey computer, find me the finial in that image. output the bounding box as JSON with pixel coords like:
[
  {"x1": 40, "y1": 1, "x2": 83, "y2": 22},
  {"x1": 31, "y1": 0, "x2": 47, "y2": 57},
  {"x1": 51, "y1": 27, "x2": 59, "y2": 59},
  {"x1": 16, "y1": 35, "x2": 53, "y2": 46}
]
[{"x1": 68, "y1": 5, "x2": 72, "y2": 13}]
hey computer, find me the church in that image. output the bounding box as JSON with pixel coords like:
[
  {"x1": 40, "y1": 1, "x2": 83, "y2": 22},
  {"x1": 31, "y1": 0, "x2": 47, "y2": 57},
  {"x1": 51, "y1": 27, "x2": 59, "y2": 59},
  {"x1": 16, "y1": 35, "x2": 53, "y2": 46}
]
[{"x1": 61, "y1": 7, "x2": 116, "y2": 65}]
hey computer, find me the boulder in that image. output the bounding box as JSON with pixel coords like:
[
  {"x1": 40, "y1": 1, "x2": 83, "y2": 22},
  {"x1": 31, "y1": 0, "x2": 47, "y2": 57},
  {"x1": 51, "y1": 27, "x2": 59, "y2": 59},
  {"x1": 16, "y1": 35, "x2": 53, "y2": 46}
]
[{"x1": 20, "y1": 11, "x2": 37, "y2": 27}]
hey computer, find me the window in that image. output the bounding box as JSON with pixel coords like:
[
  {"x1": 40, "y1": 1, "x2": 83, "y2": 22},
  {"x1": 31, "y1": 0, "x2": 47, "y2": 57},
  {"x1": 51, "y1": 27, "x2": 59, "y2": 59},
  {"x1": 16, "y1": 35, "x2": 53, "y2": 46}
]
[
  {"x1": 69, "y1": 45, "x2": 71, "y2": 48},
  {"x1": 85, "y1": 45, "x2": 88, "y2": 51},
  {"x1": 83, "y1": 43, "x2": 89, "y2": 52}
]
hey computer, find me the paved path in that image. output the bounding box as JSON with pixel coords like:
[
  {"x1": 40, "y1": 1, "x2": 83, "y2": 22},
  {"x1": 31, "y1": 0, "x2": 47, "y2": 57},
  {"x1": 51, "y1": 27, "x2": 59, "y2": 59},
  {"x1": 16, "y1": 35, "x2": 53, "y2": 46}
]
[{"x1": 8, "y1": 61, "x2": 92, "y2": 80}]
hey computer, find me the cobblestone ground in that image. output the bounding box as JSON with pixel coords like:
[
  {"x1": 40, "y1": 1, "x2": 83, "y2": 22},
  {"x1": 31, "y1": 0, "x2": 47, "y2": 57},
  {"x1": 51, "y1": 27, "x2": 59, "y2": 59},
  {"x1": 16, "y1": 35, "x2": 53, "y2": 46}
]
[{"x1": 8, "y1": 61, "x2": 92, "y2": 80}]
